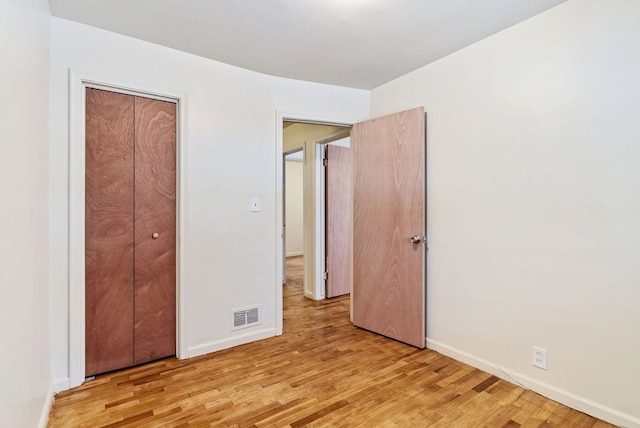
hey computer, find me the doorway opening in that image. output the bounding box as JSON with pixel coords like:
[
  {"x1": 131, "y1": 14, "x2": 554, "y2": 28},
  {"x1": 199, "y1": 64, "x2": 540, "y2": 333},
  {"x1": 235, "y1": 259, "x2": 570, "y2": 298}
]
[
  {"x1": 283, "y1": 148, "x2": 304, "y2": 285},
  {"x1": 279, "y1": 120, "x2": 352, "y2": 332}
]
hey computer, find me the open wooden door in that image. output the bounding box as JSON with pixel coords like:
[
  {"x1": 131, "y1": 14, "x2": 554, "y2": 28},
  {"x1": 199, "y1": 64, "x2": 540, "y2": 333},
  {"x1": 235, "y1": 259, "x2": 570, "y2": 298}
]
[
  {"x1": 351, "y1": 107, "x2": 426, "y2": 348},
  {"x1": 325, "y1": 144, "x2": 351, "y2": 298}
]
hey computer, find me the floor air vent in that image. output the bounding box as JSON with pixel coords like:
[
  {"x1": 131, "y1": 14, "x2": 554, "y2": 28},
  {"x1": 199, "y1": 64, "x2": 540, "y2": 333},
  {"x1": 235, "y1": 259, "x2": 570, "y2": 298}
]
[{"x1": 230, "y1": 305, "x2": 261, "y2": 331}]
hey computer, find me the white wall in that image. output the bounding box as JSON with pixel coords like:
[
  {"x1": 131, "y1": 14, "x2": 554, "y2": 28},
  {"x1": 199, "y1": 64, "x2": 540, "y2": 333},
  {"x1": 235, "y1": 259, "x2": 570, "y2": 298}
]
[
  {"x1": 49, "y1": 17, "x2": 369, "y2": 388},
  {"x1": 371, "y1": 0, "x2": 640, "y2": 426},
  {"x1": 0, "y1": 0, "x2": 52, "y2": 426},
  {"x1": 285, "y1": 160, "x2": 304, "y2": 256},
  {"x1": 283, "y1": 123, "x2": 344, "y2": 153}
]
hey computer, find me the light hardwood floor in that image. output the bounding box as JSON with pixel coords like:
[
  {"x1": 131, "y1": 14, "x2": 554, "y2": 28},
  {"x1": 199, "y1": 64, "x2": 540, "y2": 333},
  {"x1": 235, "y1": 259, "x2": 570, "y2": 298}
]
[{"x1": 48, "y1": 256, "x2": 615, "y2": 427}]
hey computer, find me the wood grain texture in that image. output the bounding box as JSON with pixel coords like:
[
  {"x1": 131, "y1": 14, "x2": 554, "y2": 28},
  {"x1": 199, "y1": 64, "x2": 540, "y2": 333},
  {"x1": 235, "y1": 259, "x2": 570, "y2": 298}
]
[
  {"x1": 48, "y1": 256, "x2": 614, "y2": 428},
  {"x1": 326, "y1": 145, "x2": 351, "y2": 298},
  {"x1": 133, "y1": 96, "x2": 176, "y2": 364},
  {"x1": 352, "y1": 107, "x2": 426, "y2": 348},
  {"x1": 85, "y1": 88, "x2": 135, "y2": 376}
]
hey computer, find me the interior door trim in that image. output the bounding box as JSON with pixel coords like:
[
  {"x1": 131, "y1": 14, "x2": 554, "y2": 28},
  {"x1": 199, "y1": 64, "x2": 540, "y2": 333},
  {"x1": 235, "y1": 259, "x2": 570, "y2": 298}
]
[{"x1": 68, "y1": 70, "x2": 187, "y2": 388}]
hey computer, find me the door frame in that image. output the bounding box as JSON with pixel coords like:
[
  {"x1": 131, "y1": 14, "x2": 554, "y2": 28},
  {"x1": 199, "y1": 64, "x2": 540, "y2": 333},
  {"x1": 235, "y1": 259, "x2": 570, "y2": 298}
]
[
  {"x1": 275, "y1": 111, "x2": 355, "y2": 335},
  {"x1": 68, "y1": 70, "x2": 187, "y2": 388}
]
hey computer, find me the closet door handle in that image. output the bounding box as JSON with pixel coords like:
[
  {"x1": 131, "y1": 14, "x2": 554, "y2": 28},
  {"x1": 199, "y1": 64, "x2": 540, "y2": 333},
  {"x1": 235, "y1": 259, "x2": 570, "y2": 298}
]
[{"x1": 152, "y1": 233, "x2": 159, "y2": 239}]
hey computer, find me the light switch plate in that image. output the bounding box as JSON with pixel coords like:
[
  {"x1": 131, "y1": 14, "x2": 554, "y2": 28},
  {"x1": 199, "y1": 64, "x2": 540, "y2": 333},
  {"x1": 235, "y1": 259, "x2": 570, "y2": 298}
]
[{"x1": 251, "y1": 196, "x2": 260, "y2": 212}]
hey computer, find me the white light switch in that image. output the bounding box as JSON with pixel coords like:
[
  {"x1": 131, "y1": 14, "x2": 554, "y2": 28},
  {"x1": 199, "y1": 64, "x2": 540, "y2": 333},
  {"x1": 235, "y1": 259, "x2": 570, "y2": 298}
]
[{"x1": 251, "y1": 197, "x2": 260, "y2": 212}]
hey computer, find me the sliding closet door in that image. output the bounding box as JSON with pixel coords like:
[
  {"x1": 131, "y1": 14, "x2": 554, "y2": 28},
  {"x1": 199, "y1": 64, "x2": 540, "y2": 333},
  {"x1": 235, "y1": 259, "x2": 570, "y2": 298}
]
[
  {"x1": 85, "y1": 89, "x2": 135, "y2": 376},
  {"x1": 133, "y1": 97, "x2": 177, "y2": 364}
]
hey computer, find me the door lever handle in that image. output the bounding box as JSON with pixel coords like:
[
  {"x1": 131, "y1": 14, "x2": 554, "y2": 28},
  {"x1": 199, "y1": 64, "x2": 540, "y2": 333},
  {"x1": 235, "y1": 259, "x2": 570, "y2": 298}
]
[{"x1": 410, "y1": 235, "x2": 422, "y2": 244}]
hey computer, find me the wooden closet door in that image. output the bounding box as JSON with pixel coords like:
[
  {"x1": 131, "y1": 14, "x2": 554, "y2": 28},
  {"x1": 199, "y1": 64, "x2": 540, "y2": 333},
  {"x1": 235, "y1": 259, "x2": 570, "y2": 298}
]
[
  {"x1": 133, "y1": 97, "x2": 177, "y2": 364},
  {"x1": 85, "y1": 89, "x2": 135, "y2": 376}
]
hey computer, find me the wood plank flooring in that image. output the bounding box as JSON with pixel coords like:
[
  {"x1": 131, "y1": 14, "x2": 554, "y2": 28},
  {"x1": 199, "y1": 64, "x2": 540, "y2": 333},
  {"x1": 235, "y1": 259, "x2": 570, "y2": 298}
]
[{"x1": 48, "y1": 256, "x2": 615, "y2": 427}]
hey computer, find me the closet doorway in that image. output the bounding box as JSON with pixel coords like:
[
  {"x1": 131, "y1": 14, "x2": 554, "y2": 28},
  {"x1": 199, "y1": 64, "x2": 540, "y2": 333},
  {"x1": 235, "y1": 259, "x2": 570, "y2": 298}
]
[{"x1": 85, "y1": 88, "x2": 176, "y2": 376}]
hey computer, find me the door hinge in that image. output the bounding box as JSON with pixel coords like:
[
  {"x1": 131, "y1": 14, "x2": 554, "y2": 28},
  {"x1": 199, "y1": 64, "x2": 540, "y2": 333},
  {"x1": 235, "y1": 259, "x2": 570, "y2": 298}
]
[
  {"x1": 322, "y1": 158, "x2": 328, "y2": 167},
  {"x1": 322, "y1": 271, "x2": 328, "y2": 280}
]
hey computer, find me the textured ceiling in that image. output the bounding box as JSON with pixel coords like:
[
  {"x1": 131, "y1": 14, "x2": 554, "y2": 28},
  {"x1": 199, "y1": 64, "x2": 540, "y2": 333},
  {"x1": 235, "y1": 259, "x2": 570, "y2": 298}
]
[{"x1": 48, "y1": 0, "x2": 566, "y2": 89}]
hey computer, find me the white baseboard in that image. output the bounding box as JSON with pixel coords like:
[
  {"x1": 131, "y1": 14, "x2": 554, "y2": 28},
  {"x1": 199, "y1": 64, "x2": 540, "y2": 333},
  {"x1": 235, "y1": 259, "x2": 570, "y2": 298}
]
[
  {"x1": 37, "y1": 384, "x2": 54, "y2": 428},
  {"x1": 188, "y1": 327, "x2": 276, "y2": 358},
  {"x1": 426, "y1": 338, "x2": 640, "y2": 428},
  {"x1": 303, "y1": 290, "x2": 314, "y2": 299},
  {"x1": 286, "y1": 252, "x2": 303, "y2": 257},
  {"x1": 53, "y1": 377, "x2": 70, "y2": 393}
]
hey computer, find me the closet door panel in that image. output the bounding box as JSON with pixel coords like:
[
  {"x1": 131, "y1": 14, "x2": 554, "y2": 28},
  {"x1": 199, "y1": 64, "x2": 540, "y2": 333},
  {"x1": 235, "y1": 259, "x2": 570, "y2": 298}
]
[
  {"x1": 85, "y1": 88, "x2": 135, "y2": 376},
  {"x1": 133, "y1": 97, "x2": 177, "y2": 364}
]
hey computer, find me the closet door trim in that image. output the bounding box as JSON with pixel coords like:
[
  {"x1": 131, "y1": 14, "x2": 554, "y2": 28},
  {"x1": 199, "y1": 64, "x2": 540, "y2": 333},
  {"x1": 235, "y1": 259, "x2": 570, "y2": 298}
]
[{"x1": 68, "y1": 70, "x2": 187, "y2": 389}]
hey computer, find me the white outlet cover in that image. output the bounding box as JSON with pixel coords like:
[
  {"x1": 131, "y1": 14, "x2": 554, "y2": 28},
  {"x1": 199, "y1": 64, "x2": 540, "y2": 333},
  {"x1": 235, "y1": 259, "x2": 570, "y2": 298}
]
[{"x1": 532, "y1": 346, "x2": 548, "y2": 370}]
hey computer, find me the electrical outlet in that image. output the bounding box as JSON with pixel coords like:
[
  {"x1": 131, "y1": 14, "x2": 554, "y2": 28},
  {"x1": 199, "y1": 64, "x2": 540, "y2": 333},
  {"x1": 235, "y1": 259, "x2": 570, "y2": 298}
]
[{"x1": 532, "y1": 346, "x2": 548, "y2": 370}]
